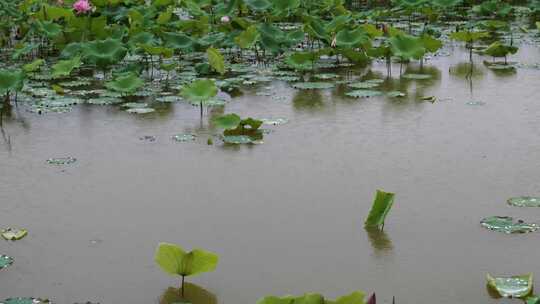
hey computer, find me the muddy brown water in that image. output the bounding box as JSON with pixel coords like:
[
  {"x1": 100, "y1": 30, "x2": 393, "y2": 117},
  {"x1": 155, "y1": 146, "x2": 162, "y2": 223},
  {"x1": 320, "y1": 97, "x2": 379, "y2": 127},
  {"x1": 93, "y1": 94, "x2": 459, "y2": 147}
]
[{"x1": 1, "y1": 45, "x2": 540, "y2": 304}]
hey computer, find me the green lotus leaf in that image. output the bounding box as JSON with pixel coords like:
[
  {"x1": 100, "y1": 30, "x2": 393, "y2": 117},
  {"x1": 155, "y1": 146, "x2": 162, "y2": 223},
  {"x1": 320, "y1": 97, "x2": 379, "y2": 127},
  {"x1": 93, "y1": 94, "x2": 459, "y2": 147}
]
[
  {"x1": 487, "y1": 273, "x2": 533, "y2": 298},
  {"x1": 199, "y1": 32, "x2": 226, "y2": 47},
  {"x1": 450, "y1": 31, "x2": 489, "y2": 43},
  {"x1": 419, "y1": 34, "x2": 442, "y2": 53},
  {"x1": 387, "y1": 91, "x2": 406, "y2": 98},
  {"x1": 339, "y1": 48, "x2": 369, "y2": 65},
  {"x1": 83, "y1": 39, "x2": 127, "y2": 69},
  {"x1": 304, "y1": 18, "x2": 330, "y2": 43},
  {"x1": 483, "y1": 42, "x2": 518, "y2": 59},
  {"x1": 390, "y1": 34, "x2": 425, "y2": 60},
  {"x1": 348, "y1": 82, "x2": 380, "y2": 89},
  {"x1": 0, "y1": 69, "x2": 26, "y2": 95},
  {"x1": 234, "y1": 26, "x2": 260, "y2": 49},
  {"x1": 163, "y1": 32, "x2": 194, "y2": 50},
  {"x1": 432, "y1": 0, "x2": 462, "y2": 7},
  {"x1": 507, "y1": 197, "x2": 540, "y2": 207},
  {"x1": 105, "y1": 73, "x2": 144, "y2": 94},
  {"x1": 128, "y1": 32, "x2": 157, "y2": 49},
  {"x1": 12, "y1": 43, "x2": 39, "y2": 60},
  {"x1": 245, "y1": 0, "x2": 272, "y2": 11},
  {"x1": 365, "y1": 190, "x2": 395, "y2": 228},
  {"x1": 335, "y1": 28, "x2": 370, "y2": 49},
  {"x1": 222, "y1": 135, "x2": 257, "y2": 144},
  {"x1": 272, "y1": 0, "x2": 300, "y2": 15},
  {"x1": 207, "y1": 47, "x2": 225, "y2": 75},
  {"x1": 36, "y1": 20, "x2": 62, "y2": 39},
  {"x1": 1, "y1": 228, "x2": 28, "y2": 241},
  {"x1": 23, "y1": 59, "x2": 45, "y2": 73},
  {"x1": 286, "y1": 52, "x2": 318, "y2": 71},
  {"x1": 181, "y1": 79, "x2": 218, "y2": 103},
  {"x1": 60, "y1": 43, "x2": 87, "y2": 59},
  {"x1": 139, "y1": 44, "x2": 174, "y2": 58},
  {"x1": 527, "y1": 296, "x2": 540, "y2": 304},
  {"x1": 172, "y1": 134, "x2": 196, "y2": 142},
  {"x1": 154, "y1": 242, "x2": 219, "y2": 277},
  {"x1": 212, "y1": 113, "x2": 241, "y2": 130},
  {"x1": 480, "y1": 216, "x2": 539, "y2": 234},
  {"x1": 330, "y1": 291, "x2": 366, "y2": 304},
  {"x1": 52, "y1": 56, "x2": 82, "y2": 78},
  {"x1": 0, "y1": 255, "x2": 13, "y2": 270}
]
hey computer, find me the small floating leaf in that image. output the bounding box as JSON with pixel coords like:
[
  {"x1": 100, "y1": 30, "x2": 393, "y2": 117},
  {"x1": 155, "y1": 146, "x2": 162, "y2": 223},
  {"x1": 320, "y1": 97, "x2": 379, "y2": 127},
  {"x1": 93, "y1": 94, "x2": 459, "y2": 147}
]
[
  {"x1": 1, "y1": 228, "x2": 28, "y2": 241},
  {"x1": 172, "y1": 134, "x2": 196, "y2": 142},
  {"x1": 507, "y1": 197, "x2": 540, "y2": 207},
  {"x1": 292, "y1": 82, "x2": 335, "y2": 90},
  {"x1": 0, "y1": 255, "x2": 13, "y2": 269},
  {"x1": 387, "y1": 91, "x2": 406, "y2": 98},
  {"x1": 365, "y1": 190, "x2": 395, "y2": 229},
  {"x1": 466, "y1": 100, "x2": 485, "y2": 106},
  {"x1": 480, "y1": 216, "x2": 539, "y2": 234},
  {"x1": 348, "y1": 82, "x2": 380, "y2": 89},
  {"x1": 420, "y1": 96, "x2": 436, "y2": 103},
  {"x1": 212, "y1": 114, "x2": 241, "y2": 130},
  {"x1": 46, "y1": 157, "x2": 77, "y2": 165},
  {"x1": 487, "y1": 273, "x2": 533, "y2": 298},
  {"x1": 401, "y1": 73, "x2": 432, "y2": 80},
  {"x1": 346, "y1": 90, "x2": 383, "y2": 98},
  {"x1": 222, "y1": 135, "x2": 256, "y2": 144}
]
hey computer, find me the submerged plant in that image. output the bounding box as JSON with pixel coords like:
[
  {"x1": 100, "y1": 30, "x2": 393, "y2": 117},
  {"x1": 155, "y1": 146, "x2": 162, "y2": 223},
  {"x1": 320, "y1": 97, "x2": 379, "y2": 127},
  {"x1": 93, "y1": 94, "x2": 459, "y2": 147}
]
[{"x1": 154, "y1": 243, "x2": 219, "y2": 297}]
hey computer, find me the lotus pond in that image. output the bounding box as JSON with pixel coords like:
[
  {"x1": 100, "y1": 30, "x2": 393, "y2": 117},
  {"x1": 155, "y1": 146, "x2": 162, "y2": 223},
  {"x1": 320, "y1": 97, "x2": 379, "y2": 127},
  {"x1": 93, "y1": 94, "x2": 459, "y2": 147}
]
[{"x1": 1, "y1": 0, "x2": 540, "y2": 303}]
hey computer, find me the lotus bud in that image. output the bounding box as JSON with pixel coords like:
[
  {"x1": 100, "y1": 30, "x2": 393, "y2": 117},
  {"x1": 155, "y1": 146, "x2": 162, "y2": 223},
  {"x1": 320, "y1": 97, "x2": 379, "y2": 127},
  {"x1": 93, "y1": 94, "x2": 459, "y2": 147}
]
[{"x1": 220, "y1": 16, "x2": 230, "y2": 23}]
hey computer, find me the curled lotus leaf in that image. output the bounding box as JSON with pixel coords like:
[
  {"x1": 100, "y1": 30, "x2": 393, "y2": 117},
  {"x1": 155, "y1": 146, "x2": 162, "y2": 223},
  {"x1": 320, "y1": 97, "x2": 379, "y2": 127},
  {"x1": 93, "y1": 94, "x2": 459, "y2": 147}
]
[
  {"x1": 480, "y1": 216, "x2": 539, "y2": 234},
  {"x1": 1, "y1": 228, "x2": 28, "y2": 241},
  {"x1": 0, "y1": 255, "x2": 13, "y2": 270},
  {"x1": 487, "y1": 273, "x2": 533, "y2": 298},
  {"x1": 507, "y1": 197, "x2": 540, "y2": 207}
]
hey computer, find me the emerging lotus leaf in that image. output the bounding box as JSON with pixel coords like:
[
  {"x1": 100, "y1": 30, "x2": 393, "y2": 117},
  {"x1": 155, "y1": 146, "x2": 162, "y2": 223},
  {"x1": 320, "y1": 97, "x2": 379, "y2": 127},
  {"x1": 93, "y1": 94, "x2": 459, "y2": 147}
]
[
  {"x1": 181, "y1": 79, "x2": 218, "y2": 104},
  {"x1": 507, "y1": 197, "x2": 540, "y2": 207},
  {"x1": 207, "y1": 47, "x2": 225, "y2": 75},
  {"x1": 155, "y1": 243, "x2": 218, "y2": 277},
  {"x1": 83, "y1": 39, "x2": 127, "y2": 69},
  {"x1": 0, "y1": 69, "x2": 25, "y2": 95},
  {"x1": 212, "y1": 113, "x2": 241, "y2": 130},
  {"x1": 487, "y1": 273, "x2": 533, "y2": 298},
  {"x1": 335, "y1": 28, "x2": 370, "y2": 49},
  {"x1": 390, "y1": 34, "x2": 426, "y2": 61},
  {"x1": 235, "y1": 26, "x2": 260, "y2": 49},
  {"x1": 480, "y1": 216, "x2": 539, "y2": 234},
  {"x1": 1, "y1": 228, "x2": 28, "y2": 241},
  {"x1": 105, "y1": 73, "x2": 144, "y2": 94},
  {"x1": 365, "y1": 190, "x2": 395, "y2": 229},
  {"x1": 52, "y1": 56, "x2": 82, "y2": 78}
]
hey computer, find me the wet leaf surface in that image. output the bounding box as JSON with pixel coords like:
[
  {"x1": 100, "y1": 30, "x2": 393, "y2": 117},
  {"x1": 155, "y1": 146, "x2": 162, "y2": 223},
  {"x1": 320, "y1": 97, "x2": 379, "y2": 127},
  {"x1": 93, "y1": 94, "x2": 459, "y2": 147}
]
[
  {"x1": 487, "y1": 273, "x2": 533, "y2": 298},
  {"x1": 507, "y1": 197, "x2": 540, "y2": 207},
  {"x1": 1, "y1": 228, "x2": 28, "y2": 241},
  {"x1": 480, "y1": 216, "x2": 539, "y2": 234}
]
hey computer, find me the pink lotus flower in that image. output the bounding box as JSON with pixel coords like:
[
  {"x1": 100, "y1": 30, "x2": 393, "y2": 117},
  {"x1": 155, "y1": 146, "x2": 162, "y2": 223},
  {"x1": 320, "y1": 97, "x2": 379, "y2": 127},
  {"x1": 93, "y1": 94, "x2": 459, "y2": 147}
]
[
  {"x1": 73, "y1": 0, "x2": 92, "y2": 14},
  {"x1": 220, "y1": 16, "x2": 230, "y2": 23}
]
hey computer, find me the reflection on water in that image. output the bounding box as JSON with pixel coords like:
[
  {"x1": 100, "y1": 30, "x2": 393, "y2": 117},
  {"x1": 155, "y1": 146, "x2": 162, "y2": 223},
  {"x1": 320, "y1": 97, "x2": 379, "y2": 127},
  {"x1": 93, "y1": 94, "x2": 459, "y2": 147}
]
[
  {"x1": 159, "y1": 283, "x2": 217, "y2": 304},
  {"x1": 365, "y1": 227, "x2": 393, "y2": 254},
  {"x1": 449, "y1": 62, "x2": 485, "y2": 79},
  {"x1": 293, "y1": 89, "x2": 325, "y2": 111}
]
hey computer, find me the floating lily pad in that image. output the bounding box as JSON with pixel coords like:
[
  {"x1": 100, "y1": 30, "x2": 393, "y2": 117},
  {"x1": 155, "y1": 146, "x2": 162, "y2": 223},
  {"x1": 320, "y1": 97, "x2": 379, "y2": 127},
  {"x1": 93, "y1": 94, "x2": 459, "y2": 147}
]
[
  {"x1": 487, "y1": 273, "x2": 533, "y2": 298},
  {"x1": 156, "y1": 96, "x2": 183, "y2": 103},
  {"x1": 1, "y1": 298, "x2": 51, "y2": 304},
  {"x1": 387, "y1": 91, "x2": 406, "y2": 98},
  {"x1": 314, "y1": 73, "x2": 339, "y2": 80},
  {"x1": 0, "y1": 255, "x2": 13, "y2": 269},
  {"x1": 401, "y1": 73, "x2": 432, "y2": 80},
  {"x1": 421, "y1": 96, "x2": 437, "y2": 103},
  {"x1": 122, "y1": 102, "x2": 148, "y2": 108},
  {"x1": 172, "y1": 134, "x2": 196, "y2": 142},
  {"x1": 507, "y1": 197, "x2": 540, "y2": 207},
  {"x1": 1, "y1": 228, "x2": 28, "y2": 241},
  {"x1": 345, "y1": 90, "x2": 383, "y2": 98},
  {"x1": 480, "y1": 216, "x2": 539, "y2": 234},
  {"x1": 292, "y1": 82, "x2": 335, "y2": 90},
  {"x1": 86, "y1": 97, "x2": 123, "y2": 105},
  {"x1": 222, "y1": 135, "x2": 258, "y2": 144},
  {"x1": 46, "y1": 157, "x2": 77, "y2": 165},
  {"x1": 348, "y1": 82, "x2": 380, "y2": 89},
  {"x1": 126, "y1": 108, "x2": 155, "y2": 114},
  {"x1": 260, "y1": 118, "x2": 288, "y2": 125}
]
